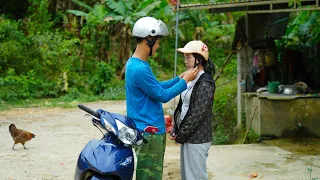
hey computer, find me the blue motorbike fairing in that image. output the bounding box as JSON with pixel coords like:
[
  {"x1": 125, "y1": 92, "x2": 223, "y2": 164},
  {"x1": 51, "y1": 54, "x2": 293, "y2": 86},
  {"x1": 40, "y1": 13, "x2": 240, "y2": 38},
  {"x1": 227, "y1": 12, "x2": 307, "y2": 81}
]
[
  {"x1": 91, "y1": 176, "x2": 114, "y2": 180},
  {"x1": 97, "y1": 109, "x2": 138, "y2": 132},
  {"x1": 76, "y1": 139, "x2": 134, "y2": 180}
]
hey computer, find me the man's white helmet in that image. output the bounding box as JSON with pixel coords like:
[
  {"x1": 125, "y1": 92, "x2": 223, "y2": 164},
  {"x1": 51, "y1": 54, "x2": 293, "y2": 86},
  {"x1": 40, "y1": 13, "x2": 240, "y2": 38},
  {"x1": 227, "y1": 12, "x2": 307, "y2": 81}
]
[{"x1": 132, "y1": 17, "x2": 169, "y2": 38}]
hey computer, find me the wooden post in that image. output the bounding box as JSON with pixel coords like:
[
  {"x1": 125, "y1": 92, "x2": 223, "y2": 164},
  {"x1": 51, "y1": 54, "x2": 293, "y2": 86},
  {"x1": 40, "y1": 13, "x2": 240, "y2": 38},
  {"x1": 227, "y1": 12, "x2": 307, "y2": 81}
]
[
  {"x1": 237, "y1": 12, "x2": 249, "y2": 129},
  {"x1": 237, "y1": 44, "x2": 254, "y2": 129}
]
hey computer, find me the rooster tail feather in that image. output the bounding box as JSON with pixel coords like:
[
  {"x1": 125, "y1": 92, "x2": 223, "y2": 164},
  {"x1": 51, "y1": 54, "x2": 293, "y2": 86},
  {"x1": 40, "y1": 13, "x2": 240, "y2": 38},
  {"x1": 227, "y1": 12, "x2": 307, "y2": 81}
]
[{"x1": 9, "y1": 124, "x2": 17, "y2": 135}]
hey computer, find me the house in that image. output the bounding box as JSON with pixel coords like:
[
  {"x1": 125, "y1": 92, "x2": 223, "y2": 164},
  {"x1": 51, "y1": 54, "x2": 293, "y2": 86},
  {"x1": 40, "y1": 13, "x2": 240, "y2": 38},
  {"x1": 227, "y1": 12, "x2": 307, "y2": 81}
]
[{"x1": 173, "y1": 0, "x2": 320, "y2": 137}]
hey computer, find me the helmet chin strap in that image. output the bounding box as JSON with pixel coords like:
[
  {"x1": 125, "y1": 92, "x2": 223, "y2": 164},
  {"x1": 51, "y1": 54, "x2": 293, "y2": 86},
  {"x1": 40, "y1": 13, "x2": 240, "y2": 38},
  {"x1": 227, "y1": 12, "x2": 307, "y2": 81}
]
[
  {"x1": 194, "y1": 59, "x2": 201, "y2": 68},
  {"x1": 145, "y1": 37, "x2": 158, "y2": 56}
]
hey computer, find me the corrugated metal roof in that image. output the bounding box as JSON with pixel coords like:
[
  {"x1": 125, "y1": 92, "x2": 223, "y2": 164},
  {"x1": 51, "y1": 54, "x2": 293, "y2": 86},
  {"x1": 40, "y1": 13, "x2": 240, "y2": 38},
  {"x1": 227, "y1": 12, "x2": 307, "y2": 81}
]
[
  {"x1": 177, "y1": 0, "x2": 277, "y2": 10},
  {"x1": 180, "y1": 0, "x2": 258, "y2": 8},
  {"x1": 175, "y1": 0, "x2": 319, "y2": 12}
]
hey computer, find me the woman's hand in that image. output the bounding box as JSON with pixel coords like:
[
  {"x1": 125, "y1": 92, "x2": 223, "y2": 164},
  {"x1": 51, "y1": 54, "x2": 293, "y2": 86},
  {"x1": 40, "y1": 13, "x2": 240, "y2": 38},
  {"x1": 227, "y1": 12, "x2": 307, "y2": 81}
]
[{"x1": 169, "y1": 133, "x2": 176, "y2": 140}]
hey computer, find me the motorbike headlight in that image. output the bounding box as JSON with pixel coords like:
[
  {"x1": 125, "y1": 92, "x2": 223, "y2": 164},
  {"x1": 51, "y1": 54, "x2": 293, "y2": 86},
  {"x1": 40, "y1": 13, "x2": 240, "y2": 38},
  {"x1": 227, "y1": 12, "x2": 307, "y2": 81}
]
[
  {"x1": 115, "y1": 119, "x2": 137, "y2": 145},
  {"x1": 102, "y1": 117, "x2": 117, "y2": 135}
]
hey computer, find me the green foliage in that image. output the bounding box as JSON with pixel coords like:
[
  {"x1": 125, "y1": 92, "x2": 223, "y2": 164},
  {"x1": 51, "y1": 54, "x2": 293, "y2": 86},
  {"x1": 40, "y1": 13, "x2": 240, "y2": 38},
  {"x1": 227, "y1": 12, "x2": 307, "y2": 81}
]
[
  {"x1": 212, "y1": 79, "x2": 237, "y2": 144},
  {"x1": 0, "y1": 68, "x2": 58, "y2": 101},
  {"x1": 72, "y1": 0, "x2": 93, "y2": 11},
  {"x1": 31, "y1": 31, "x2": 80, "y2": 73},
  {"x1": 244, "y1": 129, "x2": 260, "y2": 144},
  {"x1": 306, "y1": 158, "x2": 319, "y2": 180},
  {"x1": 27, "y1": 0, "x2": 53, "y2": 34},
  {"x1": 0, "y1": 17, "x2": 36, "y2": 74},
  {"x1": 213, "y1": 80, "x2": 237, "y2": 122},
  {"x1": 212, "y1": 124, "x2": 229, "y2": 145},
  {"x1": 148, "y1": 56, "x2": 163, "y2": 79},
  {"x1": 105, "y1": 0, "x2": 164, "y2": 25},
  {"x1": 0, "y1": 11, "x2": 80, "y2": 100},
  {"x1": 276, "y1": 11, "x2": 320, "y2": 52},
  {"x1": 288, "y1": 0, "x2": 301, "y2": 7},
  {"x1": 0, "y1": 17, "x2": 25, "y2": 41},
  {"x1": 64, "y1": 87, "x2": 84, "y2": 99},
  {"x1": 100, "y1": 86, "x2": 126, "y2": 100},
  {"x1": 67, "y1": 10, "x2": 88, "y2": 17},
  {"x1": 223, "y1": 58, "x2": 237, "y2": 80},
  {"x1": 90, "y1": 62, "x2": 115, "y2": 95}
]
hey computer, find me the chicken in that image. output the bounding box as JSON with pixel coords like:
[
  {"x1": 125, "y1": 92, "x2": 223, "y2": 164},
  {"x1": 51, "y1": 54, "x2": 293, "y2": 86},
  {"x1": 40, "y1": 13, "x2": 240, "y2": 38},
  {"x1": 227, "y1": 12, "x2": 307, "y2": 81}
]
[{"x1": 9, "y1": 124, "x2": 35, "y2": 150}]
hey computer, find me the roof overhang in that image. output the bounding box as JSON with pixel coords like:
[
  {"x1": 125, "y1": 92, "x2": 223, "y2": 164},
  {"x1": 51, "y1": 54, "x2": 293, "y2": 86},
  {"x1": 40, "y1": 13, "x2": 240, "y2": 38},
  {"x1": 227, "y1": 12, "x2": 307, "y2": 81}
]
[{"x1": 231, "y1": 13, "x2": 290, "y2": 49}]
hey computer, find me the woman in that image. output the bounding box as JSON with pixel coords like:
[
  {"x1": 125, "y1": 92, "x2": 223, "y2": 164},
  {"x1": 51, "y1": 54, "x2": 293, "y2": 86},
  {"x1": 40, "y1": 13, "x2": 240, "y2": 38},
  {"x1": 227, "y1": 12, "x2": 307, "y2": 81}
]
[{"x1": 171, "y1": 40, "x2": 216, "y2": 180}]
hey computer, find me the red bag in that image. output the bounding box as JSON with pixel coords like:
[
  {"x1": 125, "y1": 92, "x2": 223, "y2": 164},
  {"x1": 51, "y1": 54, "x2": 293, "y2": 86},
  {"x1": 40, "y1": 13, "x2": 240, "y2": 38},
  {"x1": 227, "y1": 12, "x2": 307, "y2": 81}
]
[{"x1": 165, "y1": 115, "x2": 173, "y2": 133}]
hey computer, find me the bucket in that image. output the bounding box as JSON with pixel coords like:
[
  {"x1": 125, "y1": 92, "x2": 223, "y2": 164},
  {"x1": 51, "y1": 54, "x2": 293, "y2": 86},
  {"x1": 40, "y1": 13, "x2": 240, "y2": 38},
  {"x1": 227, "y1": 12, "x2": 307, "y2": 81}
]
[{"x1": 268, "y1": 81, "x2": 280, "y2": 93}]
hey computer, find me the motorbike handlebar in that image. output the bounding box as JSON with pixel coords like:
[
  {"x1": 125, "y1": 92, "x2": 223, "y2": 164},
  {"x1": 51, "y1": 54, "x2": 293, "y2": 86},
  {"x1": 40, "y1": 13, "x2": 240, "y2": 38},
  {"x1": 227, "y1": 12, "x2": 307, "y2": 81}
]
[
  {"x1": 78, "y1": 104, "x2": 100, "y2": 118},
  {"x1": 78, "y1": 104, "x2": 148, "y2": 145}
]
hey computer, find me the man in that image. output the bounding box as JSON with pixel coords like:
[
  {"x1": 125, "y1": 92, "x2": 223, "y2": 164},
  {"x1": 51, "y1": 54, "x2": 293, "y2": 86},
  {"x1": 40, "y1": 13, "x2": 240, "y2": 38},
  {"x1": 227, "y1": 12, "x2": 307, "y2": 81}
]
[{"x1": 125, "y1": 17, "x2": 198, "y2": 180}]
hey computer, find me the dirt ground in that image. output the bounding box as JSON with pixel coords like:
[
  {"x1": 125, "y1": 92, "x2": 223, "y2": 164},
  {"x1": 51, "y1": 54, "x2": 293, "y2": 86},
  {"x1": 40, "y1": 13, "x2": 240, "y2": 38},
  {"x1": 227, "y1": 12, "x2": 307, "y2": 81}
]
[{"x1": 0, "y1": 100, "x2": 319, "y2": 180}]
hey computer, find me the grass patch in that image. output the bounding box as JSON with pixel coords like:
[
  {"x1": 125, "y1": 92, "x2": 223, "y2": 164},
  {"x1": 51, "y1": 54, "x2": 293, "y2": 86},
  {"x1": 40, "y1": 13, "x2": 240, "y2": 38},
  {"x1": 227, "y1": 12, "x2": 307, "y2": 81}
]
[{"x1": 0, "y1": 90, "x2": 125, "y2": 111}]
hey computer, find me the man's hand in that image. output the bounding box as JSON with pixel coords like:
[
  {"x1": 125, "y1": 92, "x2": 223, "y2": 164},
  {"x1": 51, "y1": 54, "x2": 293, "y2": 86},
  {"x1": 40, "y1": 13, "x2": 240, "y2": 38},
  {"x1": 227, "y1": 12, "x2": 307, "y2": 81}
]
[
  {"x1": 183, "y1": 66, "x2": 198, "y2": 83},
  {"x1": 179, "y1": 72, "x2": 186, "y2": 79}
]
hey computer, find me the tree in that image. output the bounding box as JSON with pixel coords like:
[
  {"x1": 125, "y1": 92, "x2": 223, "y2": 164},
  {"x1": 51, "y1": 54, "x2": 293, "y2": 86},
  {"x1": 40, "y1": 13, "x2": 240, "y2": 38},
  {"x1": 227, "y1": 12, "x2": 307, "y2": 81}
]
[{"x1": 68, "y1": 0, "x2": 167, "y2": 78}]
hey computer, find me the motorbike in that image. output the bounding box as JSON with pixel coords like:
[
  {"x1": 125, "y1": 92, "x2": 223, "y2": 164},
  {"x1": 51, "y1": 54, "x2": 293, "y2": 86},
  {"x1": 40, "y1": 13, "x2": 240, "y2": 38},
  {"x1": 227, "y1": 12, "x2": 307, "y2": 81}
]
[{"x1": 74, "y1": 104, "x2": 146, "y2": 180}]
